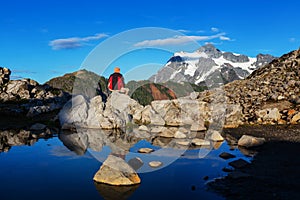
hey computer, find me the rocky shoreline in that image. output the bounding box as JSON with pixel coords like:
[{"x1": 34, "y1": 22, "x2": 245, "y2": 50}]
[
  {"x1": 0, "y1": 66, "x2": 70, "y2": 129},
  {"x1": 208, "y1": 124, "x2": 300, "y2": 200}
]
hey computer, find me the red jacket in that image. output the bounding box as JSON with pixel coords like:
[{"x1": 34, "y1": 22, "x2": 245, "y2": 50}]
[{"x1": 108, "y1": 72, "x2": 125, "y2": 90}]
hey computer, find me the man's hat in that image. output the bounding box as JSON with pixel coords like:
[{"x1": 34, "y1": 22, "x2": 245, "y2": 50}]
[{"x1": 114, "y1": 67, "x2": 120, "y2": 73}]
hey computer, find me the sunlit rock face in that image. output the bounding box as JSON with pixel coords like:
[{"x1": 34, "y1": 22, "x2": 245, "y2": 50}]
[{"x1": 93, "y1": 155, "x2": 141, "y2": 186}]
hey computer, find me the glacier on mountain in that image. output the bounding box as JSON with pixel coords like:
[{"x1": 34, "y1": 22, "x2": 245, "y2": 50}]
[{"x1": 149, "y1": 44, "x2": 275, "y2": 87}]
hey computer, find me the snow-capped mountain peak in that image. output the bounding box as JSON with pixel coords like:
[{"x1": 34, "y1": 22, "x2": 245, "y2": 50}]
[{"x1": 149, "y1": 44, "x2": 276, "y2": 87}]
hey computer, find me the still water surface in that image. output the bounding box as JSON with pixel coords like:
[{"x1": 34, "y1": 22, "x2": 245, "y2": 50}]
[{"x1": 0, "y1": 131, "x2": 251, "y2": 200}]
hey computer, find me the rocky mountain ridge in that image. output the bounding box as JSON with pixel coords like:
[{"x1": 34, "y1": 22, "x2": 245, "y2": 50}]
[
  {"x1": 60, "y1": 48, "x2": 300, "y2": 132},
  {"x1": 150, "y1": 44, "x2": 276, "y2": 87},
  {"x1": 1, "y1": 47, "x2": 300, "y2": 131},
  {"x1": 224, "y1": 48, "x2": 300, "y2": 125}
]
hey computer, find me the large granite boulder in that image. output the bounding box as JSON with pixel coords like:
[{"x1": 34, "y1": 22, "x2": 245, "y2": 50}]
[
  {"x1": 137, "y1": 105, "x2": 165, "y2": 126},
  {"x1": 59, "y1": 95, "x2": 88, "y2": 129},
  {"x1": 256, "y1": 108, "x2": 281, "y2": 124},
  {"x1": 59, "y1": 92, "x2": 144, "y2": 129},
  {"x1": 224, "y1": 104, "x2": 243, "y2": 128},
  {"x1": 103, "y1": 92, "x2": 143, "y2": 129},
  {"x1": 93, "y1": 155, "x2": 141, "y2": 186},
  {"x1": 6, "y1": 80, "x2": 30, "y2": 99},
  {"x1": 238, "y1": 135, "x2": 265, "y2": 148},
  {"x1": 86, "y1": 95, "x2": 105, "y2": 128}
]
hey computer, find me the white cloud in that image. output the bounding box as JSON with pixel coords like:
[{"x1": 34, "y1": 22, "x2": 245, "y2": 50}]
[
  {"x1": 134, "y1": 33, "x2": 227, "y2": 47},
  {"x1": 49, "y1": 33, "x2": 108, "y2": 50},
  {"x1": 176, "y1": 29, "x2": 191, "y2": 33},
  {"x1": 211, "y1": 27, "x2": 219, "y2": 32},
  {"x1": 220, "y1": 36, "x2": 231, "y2": 41},
  {"x1": 177, "y1": 29, "x2": 206, "y2": 34},
  {"x1": 49, "y1": 38, "x2": 82, "y2": 50}
]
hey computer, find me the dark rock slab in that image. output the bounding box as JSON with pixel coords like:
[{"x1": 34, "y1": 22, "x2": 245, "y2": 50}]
[
  {"x1": 219, "y1": 152, "x2": 236, "y2": 160},
  {"x1": 228, "y1": 159, "x2": 250, "y2": 169}
]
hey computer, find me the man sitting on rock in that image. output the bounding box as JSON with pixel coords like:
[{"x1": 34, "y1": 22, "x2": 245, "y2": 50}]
[{"x1": 107, "y1": 67, "x2": 129, "y2": 95}]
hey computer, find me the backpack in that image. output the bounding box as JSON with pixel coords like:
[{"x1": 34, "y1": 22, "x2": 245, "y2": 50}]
[{"x1": 108, "y1": 73, "x2": 125, "y2": 90}]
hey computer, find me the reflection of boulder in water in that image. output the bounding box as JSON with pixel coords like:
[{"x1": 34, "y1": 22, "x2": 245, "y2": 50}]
[
  {"x1": 59, "y1": 130, "x2": 88, "y2": 155},
  {"x1": 152, "y1": 137, "x2": 173, "y2": 148},
  {"x1": 59, "y1": 129, "x2": 111, "y2": 155},
  {"x1": 94, "y1": 182, "x2": 139, "y2": 200},
  {"x1": 59, "y1": 128, "x2": 142, "y2": 156},
  {"x1": 212, "y1": 141, "x2": 223, "y2": 150},
  {"x1": 223, "y1": 133, "x2": 238, "y2": 146},
  {"x1": 238, "y1": 146, "x2": 258, "y2": 157},
  {"x1": 78, "y1": 128, "x2": 110, "y2": 152}
]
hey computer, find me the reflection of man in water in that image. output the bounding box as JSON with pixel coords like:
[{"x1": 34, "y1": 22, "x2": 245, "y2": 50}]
[{"x1": 107, "y1": 67, "x2": 129, "y2": 95}]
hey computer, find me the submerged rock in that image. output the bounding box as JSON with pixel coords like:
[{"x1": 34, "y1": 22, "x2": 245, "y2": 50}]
[
  {"x1": 228, "y1": 158, "x2": 249, "y2": 169},
  {"x1": 227, "y1": 171, "x2": 251, "y2": 179},
  {"x1": 138, "y1": 148, "x2": 154, "y2": 154},
  {"x1": 219, "y1": 152, "x2": 236, "y2": 160},
  {"x1": 149, "y1": 161, "x2": 163, "y2": 168},
  {"x1": 93, "y1": 155, "x2": 141, "y2": 186}
]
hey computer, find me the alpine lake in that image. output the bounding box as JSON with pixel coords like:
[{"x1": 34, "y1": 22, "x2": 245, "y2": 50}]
[{"x1": 0, "y1": 127, "x2": 253, "y2": 200}]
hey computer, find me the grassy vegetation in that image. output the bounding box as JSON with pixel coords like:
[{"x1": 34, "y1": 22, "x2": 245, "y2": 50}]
[{"x1": 127, "y1": 80, "x2": 207, "y2": 105}]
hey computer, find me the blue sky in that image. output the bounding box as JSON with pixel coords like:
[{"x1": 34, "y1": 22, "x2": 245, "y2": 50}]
[{"x1": 1, "y1": 0, "x2": 300, "y2": 83}]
